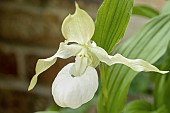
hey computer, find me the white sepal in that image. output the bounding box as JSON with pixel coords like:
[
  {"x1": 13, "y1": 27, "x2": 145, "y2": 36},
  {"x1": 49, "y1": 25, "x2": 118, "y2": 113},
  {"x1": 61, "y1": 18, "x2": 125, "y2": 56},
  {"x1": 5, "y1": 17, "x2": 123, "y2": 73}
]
[
  {"x1": 28, "y1": 42, "x2": 82, "y2": 90},
  {"x1": 52, "y1": 63, "x2": 98, "y2": 109},
  {"x1": 90, "y1": 46, "x2": 168, "y2": 74},
  {"x1": 61, "y1": 3, "x2": 95, "y2": 44}
]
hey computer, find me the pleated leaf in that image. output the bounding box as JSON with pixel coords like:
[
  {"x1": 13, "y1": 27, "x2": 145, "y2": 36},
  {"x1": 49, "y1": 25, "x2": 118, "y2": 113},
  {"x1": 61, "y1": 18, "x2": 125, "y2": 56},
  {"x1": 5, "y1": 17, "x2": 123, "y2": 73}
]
[
  {"x1": 132, "y1": 5, "x2": 159, "y2": 18},
  {"x1": 164, "y1": 75, "x2": 170, "y2": 112},
  {"x1": 98, "y1": 12, "x2": 170, "y2": 113},
  {"x1": 124, "y1": 100, "x2": 169, "y2": 113},
  {"x1": 92, "y1": 0, "x2": 133, "y2": 53},
  {"x1": 124, "y1": 100, "x2": 153, "y2": 113},
  {"x1": 161, "y1": 1, "x2": 170, "y2": 14},
  {"x1": 154, "y1": 42, "x2": 170, "y2": 112}
]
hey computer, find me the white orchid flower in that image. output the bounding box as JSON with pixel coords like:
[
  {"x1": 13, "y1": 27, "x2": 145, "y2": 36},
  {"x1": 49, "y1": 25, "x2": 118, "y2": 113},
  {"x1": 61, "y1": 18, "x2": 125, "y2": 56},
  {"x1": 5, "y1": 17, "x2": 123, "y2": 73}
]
[{"x1": 28, "y1": 3, "x2": 168, "y2": 109}]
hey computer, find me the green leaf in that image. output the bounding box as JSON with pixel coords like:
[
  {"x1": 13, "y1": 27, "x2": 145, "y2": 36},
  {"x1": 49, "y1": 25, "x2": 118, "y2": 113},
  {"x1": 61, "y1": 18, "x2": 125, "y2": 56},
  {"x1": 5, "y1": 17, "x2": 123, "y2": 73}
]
[
  {"x1": 161, "y1": 1, "x2": 170, "y2": 14},
  {"x1": 92, "y1": 0, "x2": 133, "y2": 53},
  {"x1": 36, "y1": 105, "x2": 88, "y2": 113},
  {"x1": 124, "y1": 100, "x2": 169, "y2": 113},
  {"x1": 129, "y1": 72, "x2": 150, "y2": 95},
  {"x1": 156, "y1": 106, "x2": 169, "y2": 113},
  {"x1": 36, "y1": 112, "x2": 58, "y2": 113},
  {"x1": 124, "y1": 100, "x2": 153, "y2": 113},
  {"x1": 154, "y1": 75, "x2": 167, "y2": 109},
  {"x1": 132, "y1": 5, "x2": 159, "y2": 18},
  {"x1": 99, "y1": 12, "x2": 170, "y2": 113},
  {"x1": 124, "y1": 43, "x2": 170, "y2": 113},
  {"x1": 36, "y1": 96, "x2": 97, "y2": 113},
  {"x1": 153, "y1": 42, "x2": 170, "y2": 112},
  {"x1": 164, "y1": 75, "x2": 170, "y2": 112}
]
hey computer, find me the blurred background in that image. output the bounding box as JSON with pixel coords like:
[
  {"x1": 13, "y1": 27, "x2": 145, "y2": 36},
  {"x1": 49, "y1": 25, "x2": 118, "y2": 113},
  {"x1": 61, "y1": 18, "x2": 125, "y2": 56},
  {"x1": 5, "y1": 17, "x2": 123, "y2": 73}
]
[{"x1": 0, "y1": 0, "x2": 165, "y2": 113}]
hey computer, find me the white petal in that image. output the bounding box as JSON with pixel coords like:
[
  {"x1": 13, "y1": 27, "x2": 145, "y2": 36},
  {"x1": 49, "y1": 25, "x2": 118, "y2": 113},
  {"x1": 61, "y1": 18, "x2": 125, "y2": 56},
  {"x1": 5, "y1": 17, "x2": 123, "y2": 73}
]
[
  {"x1": 87, "y1": 41, "x2": 100, "y2": 67},
  {"x1": 69, "y1": 55, "x2": 88, "y2": 76},
  {"x1": 90, "y1": 46, "x2": 117, "y2": 65},
  {"x1": 61, "y1": 3, "x2": 95, "y2": 44},
  {"x1": 28, "y1": 57, "x2": 57, "y2": 91},
  {"x1": 113, "y1": 54, "x2": 169, "y2": 74},
  {"x1": 88, "y1": 52, "x2": 100, "y2": 68},
  {"x1": 28, "y1": 43, "x2": 82, "y2": 91},
  {"x1": 90, "y1": 46, "x2": 168, "y2": 74},
  {"x1": 55, "y1": 42, "x2": 82, "y2": 59},
  {"x1": 52, "y1": 63, "x2": 98, "y2": 109}
]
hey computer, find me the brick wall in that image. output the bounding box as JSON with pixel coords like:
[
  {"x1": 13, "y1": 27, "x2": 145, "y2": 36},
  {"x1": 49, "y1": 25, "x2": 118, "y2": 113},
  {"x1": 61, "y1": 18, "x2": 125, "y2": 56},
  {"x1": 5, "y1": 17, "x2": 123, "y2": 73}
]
[
  {"x1": 0, "y1": 0, "x2": 165, "y2": 113},
  {"x1": 0, "y1": 0, "x2": 100, "y2": 112}
]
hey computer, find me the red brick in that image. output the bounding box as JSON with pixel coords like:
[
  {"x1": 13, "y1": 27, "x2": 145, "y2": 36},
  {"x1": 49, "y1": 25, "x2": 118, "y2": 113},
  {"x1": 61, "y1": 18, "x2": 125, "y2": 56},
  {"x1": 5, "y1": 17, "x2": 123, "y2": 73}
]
[
  {"x1": 0, "y1": 50, "x2": 17, "y2": 77},
  {"x1": 0, "y1": 2, "x2": 63, "y2": 48},
  {"x1": 0, "y1": 1, "x2": 99, "y2": 48},
  {"x1": 0, "y1": 88, "x2": 54, "y2": 113}
]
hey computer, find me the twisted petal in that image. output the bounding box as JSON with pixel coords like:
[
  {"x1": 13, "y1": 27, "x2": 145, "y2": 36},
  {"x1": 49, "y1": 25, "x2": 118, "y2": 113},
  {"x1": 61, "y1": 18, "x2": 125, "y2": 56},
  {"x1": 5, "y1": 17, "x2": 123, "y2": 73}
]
[
  {"x1": 90, "y1": 46, "x2": 169, "y2": 74},
  {"x1": 52, "y1": 63, "x2": 98, "y2": 109},
  {"x1": 62, "y1": 3, "x2": 95, "y2": 44},
  {"x1": 28, "y1": 43, "x2": 82, "y2": 91}
]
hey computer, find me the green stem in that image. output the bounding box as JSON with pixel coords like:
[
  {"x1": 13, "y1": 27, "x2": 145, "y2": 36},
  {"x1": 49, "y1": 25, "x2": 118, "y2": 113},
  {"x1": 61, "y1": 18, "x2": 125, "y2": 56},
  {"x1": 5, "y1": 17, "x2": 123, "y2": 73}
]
[{"x1": 98, "y1": 63, "x2": 108, "y2": 113}]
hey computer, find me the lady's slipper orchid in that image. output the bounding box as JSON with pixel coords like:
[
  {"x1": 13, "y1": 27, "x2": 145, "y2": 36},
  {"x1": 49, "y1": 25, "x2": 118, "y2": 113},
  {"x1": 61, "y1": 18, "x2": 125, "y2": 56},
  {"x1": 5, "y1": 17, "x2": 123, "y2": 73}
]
[{"x1": 28, "y1": 3, "x2": 168, "y2": 109}]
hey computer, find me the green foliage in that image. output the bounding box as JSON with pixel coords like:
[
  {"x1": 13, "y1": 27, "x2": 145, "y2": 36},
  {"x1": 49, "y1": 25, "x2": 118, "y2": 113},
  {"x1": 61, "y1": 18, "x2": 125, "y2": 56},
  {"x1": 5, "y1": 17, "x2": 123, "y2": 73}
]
[
  {"x1": 125, "y1": 42, "x2": 170, "y2": 113},
  {"x1": 154, "y1": 42, "x2": 170, "y2": 112},
  {"x1": 125, "y1": 2, "x2": 170, "y2": 113},
  {"x1": 36, "y1": 105, "x2": 88, "y2": 113},
  {"x1": 124, "y1": 100, "x2": 169, "y2": 113},
  {"x1": 98, "y1": 10, "x2": 170, "y2": 113},
  {"x1": 36, "y1": 112, "x2": 58, "y2": 113},
  {"x1": 124, "y1": 2, "x2": 170, "y2": 113},
  {"x1": 129, "y1": 72, "x2": 151, "y2": 95},
  {"x1": 92, "y1": 0, "x2": 133, "y2": 53},
  {"x1": 35, "y1": 1, "x2": 170, "y2": 113},
  {"x1": 124, "y1": 100, "x2": 153, "y2": 113},
  {"x1": 36, "y1": 96, "x2": 97, "y2": 113},
  {"x1": 161, "y1": 1, "x2": 170, "y2": 14},
  {"x1": 132, "y1": 5, "x2": 159, "y2": 18},
  {"x1": 164, "y1": 76, "x2": 170, "y2": 112}
]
